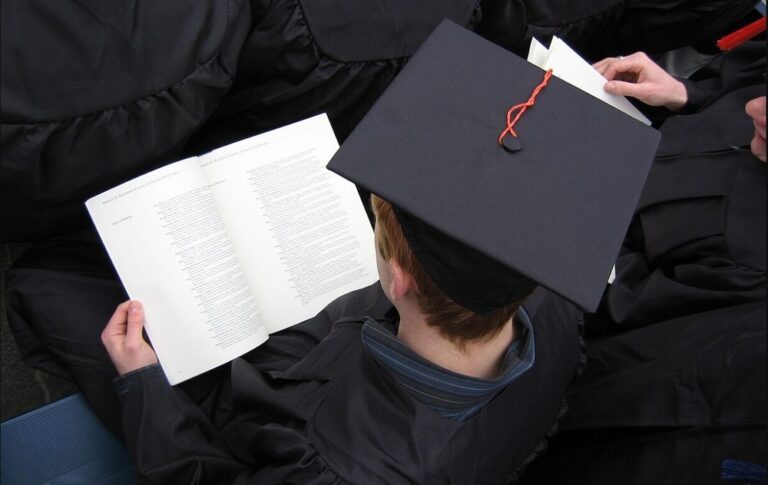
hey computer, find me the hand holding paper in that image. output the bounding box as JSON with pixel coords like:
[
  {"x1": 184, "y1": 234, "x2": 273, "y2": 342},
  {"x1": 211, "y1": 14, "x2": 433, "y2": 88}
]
[
  {"x1": 593, "y1": 52, "x2": 688, "y2": 111},
  {"x1": 527, "y1": 37, "x2": 651, "y2": 125}
]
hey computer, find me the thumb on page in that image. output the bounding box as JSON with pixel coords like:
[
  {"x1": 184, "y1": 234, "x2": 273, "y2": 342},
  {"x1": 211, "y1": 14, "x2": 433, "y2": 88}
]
[
  {"x1": 126, "y1": 301, "x2": 145, "y2": 344},
  {"x1": 120, "y1": 301, "x2": 158, "y2": 375}
]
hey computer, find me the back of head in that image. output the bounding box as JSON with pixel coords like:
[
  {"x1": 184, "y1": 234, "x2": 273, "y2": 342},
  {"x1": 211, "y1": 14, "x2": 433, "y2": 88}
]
[{"x1": 372, "y1": 195, "x2": 528, "y2": 344}]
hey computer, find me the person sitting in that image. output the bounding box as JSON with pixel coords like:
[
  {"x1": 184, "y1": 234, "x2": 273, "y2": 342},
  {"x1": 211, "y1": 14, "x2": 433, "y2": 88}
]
[
  {"x1": 98, "y1": 21, "x2": 658, "y2": 484},
  {"x1": 101, "y1": 196, "x2": 577, "y2": 483}
]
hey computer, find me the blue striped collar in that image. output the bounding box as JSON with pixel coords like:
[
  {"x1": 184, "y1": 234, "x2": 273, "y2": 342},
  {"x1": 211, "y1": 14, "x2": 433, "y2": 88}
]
[{"x1": 361, "y1": 308, "x2": 535, "y2": 421}]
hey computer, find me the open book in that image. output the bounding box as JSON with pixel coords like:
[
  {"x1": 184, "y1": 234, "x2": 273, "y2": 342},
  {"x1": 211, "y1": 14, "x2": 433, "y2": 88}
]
[
  {"x1": 86, "y1": 114, "x2": 378, "y2": 384},
  {"x1": 528, "y1": 36, "x2": 651, "y2": 126}
]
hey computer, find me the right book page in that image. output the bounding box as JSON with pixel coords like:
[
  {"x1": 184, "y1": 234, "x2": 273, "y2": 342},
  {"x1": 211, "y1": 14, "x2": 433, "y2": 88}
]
[{"x1": 200, "y1": 114, "x2": 379, "y2": 334}]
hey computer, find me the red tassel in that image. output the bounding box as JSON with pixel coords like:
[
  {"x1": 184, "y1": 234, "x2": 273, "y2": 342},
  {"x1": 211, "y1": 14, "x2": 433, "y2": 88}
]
[
  {"x1": 498, "y1": 69, "x2": 553, "y2": 148},
  {"x1": 716, "y1": 17, "x2": 766, "y2": 51}
]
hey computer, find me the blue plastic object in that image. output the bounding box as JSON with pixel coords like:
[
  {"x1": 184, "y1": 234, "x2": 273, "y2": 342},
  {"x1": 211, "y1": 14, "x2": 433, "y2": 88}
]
[
  {"x1": 722, "y1": 459, "x2": 767, "y2": 482},
  {"x1": 1, "y1": 393, "x2": 135, "y2": 485}
]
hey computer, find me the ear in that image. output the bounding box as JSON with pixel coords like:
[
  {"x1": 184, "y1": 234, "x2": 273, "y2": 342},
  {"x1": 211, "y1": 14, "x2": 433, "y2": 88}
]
[{"x1": 388, "y1": 258, "x2": 416, "y2": 301}]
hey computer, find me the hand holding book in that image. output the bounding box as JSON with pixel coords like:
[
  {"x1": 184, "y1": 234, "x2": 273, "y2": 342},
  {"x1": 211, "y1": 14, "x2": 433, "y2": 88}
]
[{"x1": 101, "y1": 301, "x2": 158, "y2": 376}]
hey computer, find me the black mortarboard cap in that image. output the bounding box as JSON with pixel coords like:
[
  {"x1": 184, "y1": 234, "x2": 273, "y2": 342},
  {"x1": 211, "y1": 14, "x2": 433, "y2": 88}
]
[{"x1": 327, "y1": 20, "x2": 660, "y2": 313}]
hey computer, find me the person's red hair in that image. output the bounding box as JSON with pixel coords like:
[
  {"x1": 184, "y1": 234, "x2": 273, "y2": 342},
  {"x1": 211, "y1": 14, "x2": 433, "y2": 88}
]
[{"x1": 371, "y1": 195, "x2": 527, "y2": 345}]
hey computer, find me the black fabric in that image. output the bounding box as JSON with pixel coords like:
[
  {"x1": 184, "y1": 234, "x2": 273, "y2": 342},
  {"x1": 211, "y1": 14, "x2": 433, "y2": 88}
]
[
  {"x1": 5, "y1": 231, "x2": 127, "y2": 439},
  {"x1": 0, "y1": 0, "x2": 482, "y2": 243},
  {"x1": 113, "y1": 284, "x2": 581, "y2": 484},
  {"x1": 602, "y1": 45, "x2": 766, "y2": 330},
  {"x1": 477, "y1": 0, "x2": 759, "y2": 61},
  {"x1": 605, "y1": 149, "x2": 766, "y2": 329},
  {"x1": 3, "y1": 0, "x2": 748, "y2": 244},
  {"x1": 678, "y1": 39, "x2": 767, "y2": 115},
  {"x1": 521, "y1": 425, "x2": 767, "y2": 485},
  {"x1": 184, "y1": 0, "x2": 483, "y2": 155},
  {"x1": 557, "y1": 0, "x2": 758, "y2": 60},
  {"x1": 0, "y1": 0, "x2": 252, "y2": 243},
  {"x1": 300, "y1": 0, "x2": 480, "y2": 63},
  {"x1": 567, "y1": 303, "x2": 766, "y2": 430},
  {"x1": 5, "y1": 248, "x2": 583, "y2": 484}
]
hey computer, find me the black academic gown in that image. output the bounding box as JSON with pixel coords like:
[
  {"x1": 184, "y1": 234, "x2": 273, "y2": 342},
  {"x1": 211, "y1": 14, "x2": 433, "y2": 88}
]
[
  {"x1": 476, "y1": 0, "x2": 758, "y2": 61},
  {"x1": 6, "y1": 238, "x2": 584, "y2": 484},
  {"x1": 0, "y1": 0, "x2": 481, "y2": 243},
  {"x1": 605, "y1": 39, "x2": 766, "y2": 329},
  {"x1": 0, "y1": 0, "x2": 252, "y2": 242},
  {"x1": 113, "y1": 283, "x2": 583, "y2": 484},
  {"x1": 520, "y1": 301, "x2": 766, "y2": 484}
]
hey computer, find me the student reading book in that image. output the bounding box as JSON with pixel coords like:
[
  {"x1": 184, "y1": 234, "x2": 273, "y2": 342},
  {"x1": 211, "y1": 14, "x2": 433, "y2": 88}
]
[
  {"x1": 86, "y1": 114, "x2": 378, "y2": 384},
  {"x1": 88, "y1": 38, "x2": 645, "y2": 380},
  {"x1": 99, "y1": 20, "x2": 659, "y2": 484}
]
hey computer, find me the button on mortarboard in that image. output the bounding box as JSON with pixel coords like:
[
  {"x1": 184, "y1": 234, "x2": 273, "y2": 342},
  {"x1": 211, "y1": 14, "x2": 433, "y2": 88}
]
[
  {"x1": 500, "y1": 136, "x2": 523, "y2": 153},
  {"x1": 328, "y1": 20, "x2": 660, "y2": 312}
]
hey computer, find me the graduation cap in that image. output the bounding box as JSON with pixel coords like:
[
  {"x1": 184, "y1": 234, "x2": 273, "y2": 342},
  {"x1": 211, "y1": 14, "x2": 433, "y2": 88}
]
[{"x1": 327, "y1": 20, "x2": 660, "y2": 313}]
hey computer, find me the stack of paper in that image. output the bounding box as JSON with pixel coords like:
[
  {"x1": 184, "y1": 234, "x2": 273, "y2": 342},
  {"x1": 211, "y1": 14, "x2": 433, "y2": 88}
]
[{"x1": 528, "y1": 37, "x2": 651, "y2": 126}]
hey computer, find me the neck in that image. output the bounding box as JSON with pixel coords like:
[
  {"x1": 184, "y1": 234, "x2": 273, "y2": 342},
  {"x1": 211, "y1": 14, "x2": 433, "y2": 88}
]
[{"x1": 396, "y1": 309, "x2": 516, "y2": 379}]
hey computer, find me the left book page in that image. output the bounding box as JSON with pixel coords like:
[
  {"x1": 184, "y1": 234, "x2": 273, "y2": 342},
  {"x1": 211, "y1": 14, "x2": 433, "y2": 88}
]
[{"x1": 86, "y1": 157, "x2": 269, "y2": 385}]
